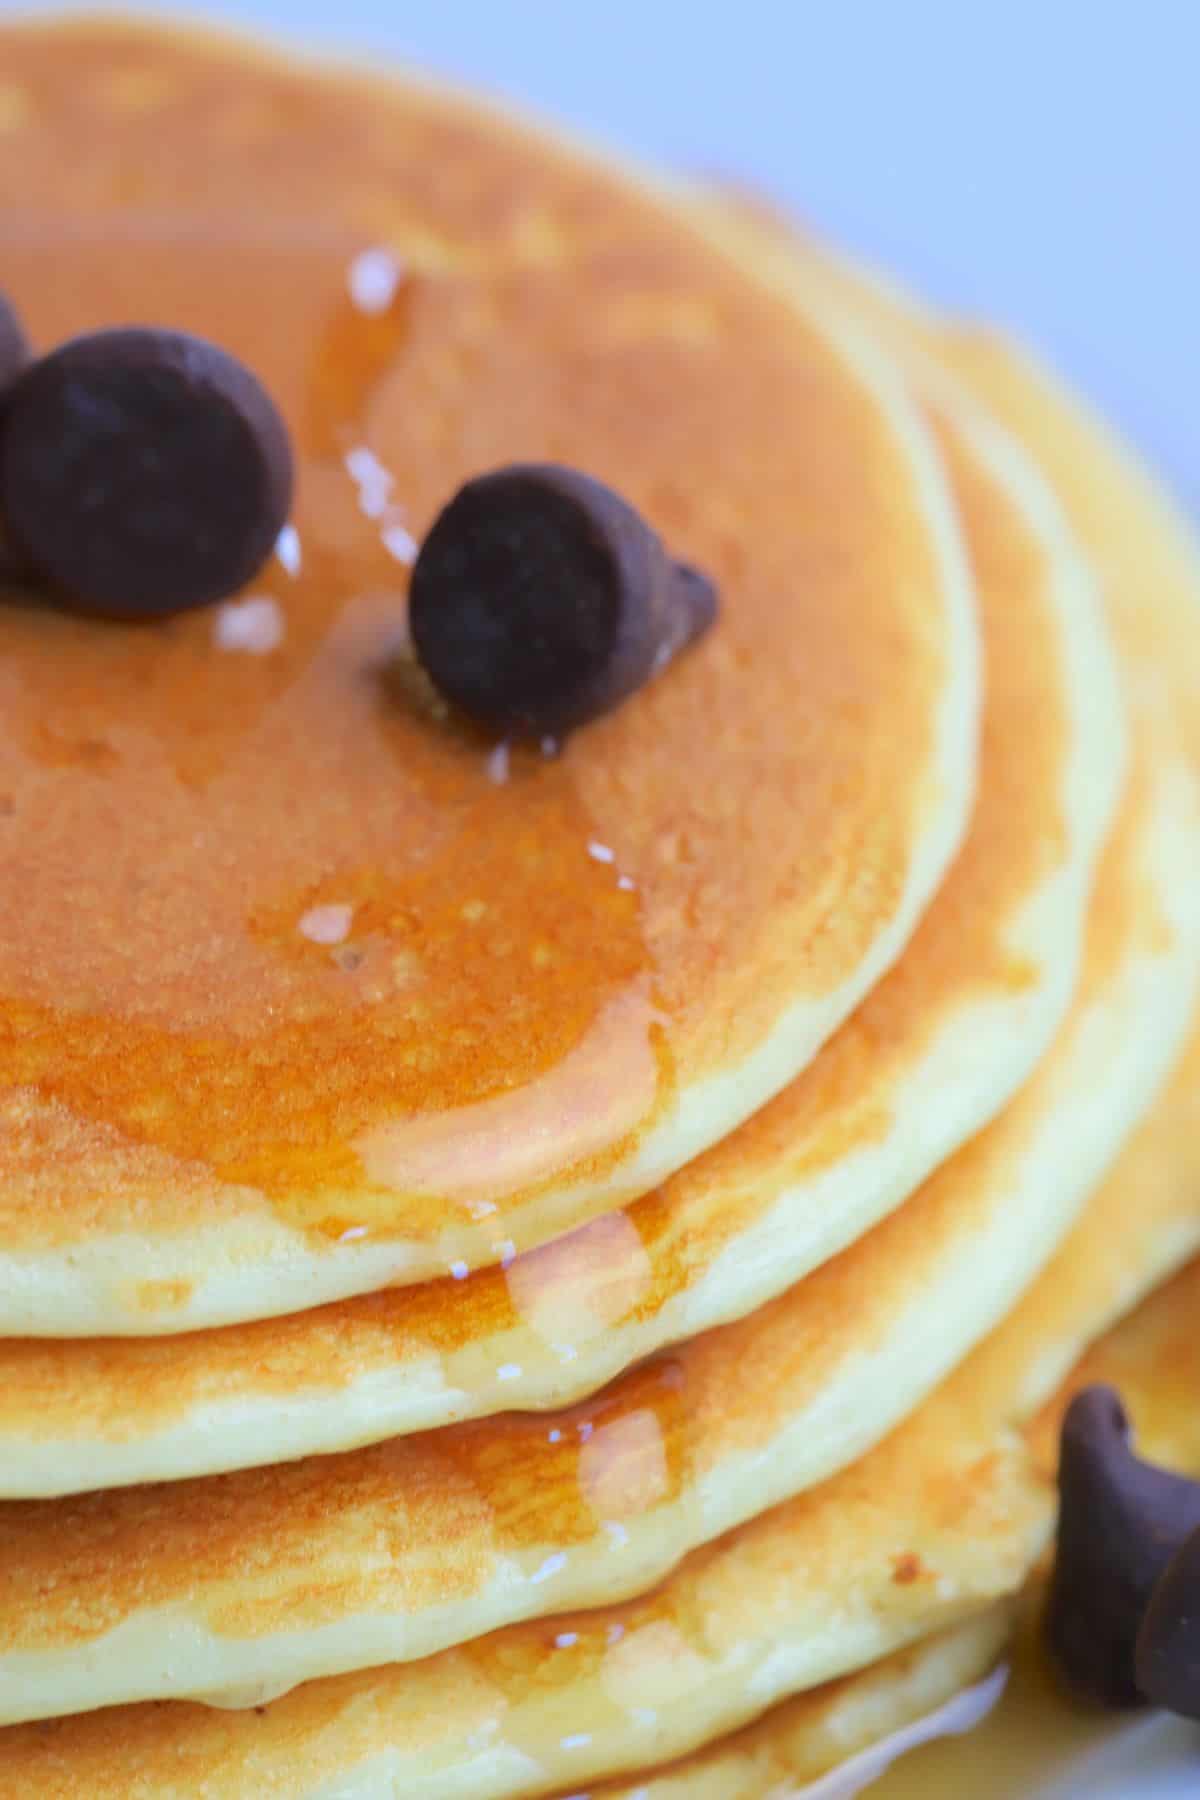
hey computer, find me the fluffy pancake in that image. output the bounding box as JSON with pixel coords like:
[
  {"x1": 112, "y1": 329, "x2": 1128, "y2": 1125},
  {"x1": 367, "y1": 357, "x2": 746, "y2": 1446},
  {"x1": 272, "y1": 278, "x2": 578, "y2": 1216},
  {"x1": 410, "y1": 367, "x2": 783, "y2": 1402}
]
[
  {"x1": 2, "y1": 1051, "x2": 1198, "y2": 1797},
  {"x1": 0, "y1": 381, "x2": 1124, "y2": 1494},
  {"x1": 0, "y1": 18, "x2": 979, "y2": 1336},
  {"x1": 936, "y1": 329, "x2": 1200, "y2": 762},
  {"x1": 699, "y1": 194, "x2": 1200, "y2": 768},
  {"x1": 0, "y1": 698, "x2": 1192, "y2": 1721},
  {"x1": 562, "y1": 1233, "x2": 1200, "y2": 1800}
]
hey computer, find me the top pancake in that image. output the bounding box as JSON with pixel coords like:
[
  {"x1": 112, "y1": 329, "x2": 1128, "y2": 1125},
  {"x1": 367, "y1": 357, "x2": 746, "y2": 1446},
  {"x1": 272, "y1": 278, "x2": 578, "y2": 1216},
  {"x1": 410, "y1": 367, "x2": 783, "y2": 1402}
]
[
  {"x1": 0, "y1": 18, "x2": 978, "y2": 1334},
  {"x1": 0, "y1": 372, "x2": 1124, "y2": 1492}
]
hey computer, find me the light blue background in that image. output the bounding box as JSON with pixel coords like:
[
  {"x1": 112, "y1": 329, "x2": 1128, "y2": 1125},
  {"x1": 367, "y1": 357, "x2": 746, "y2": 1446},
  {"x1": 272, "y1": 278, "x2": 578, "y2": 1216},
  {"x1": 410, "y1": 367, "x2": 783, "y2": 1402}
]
[{"x1": 15, "y1": 0, "x2": 1197, "y2": 513}]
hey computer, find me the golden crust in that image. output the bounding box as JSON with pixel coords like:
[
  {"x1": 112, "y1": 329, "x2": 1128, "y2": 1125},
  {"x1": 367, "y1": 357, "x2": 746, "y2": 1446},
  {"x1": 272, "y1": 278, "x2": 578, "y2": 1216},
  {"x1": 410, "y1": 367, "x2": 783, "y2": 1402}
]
[
  {"x1": 0, "y1": 1047, "x2": 1196, "y2": 1794},
  {"x1": 0, "y1": 20, "x2": 974, "y2": 1328},
  {"x1": 0, "y1": 710, "x2": 1187, "y2": 1716},
  {"x1": 0, "y1": 390, "x2": 1102, "y2": 1483}
]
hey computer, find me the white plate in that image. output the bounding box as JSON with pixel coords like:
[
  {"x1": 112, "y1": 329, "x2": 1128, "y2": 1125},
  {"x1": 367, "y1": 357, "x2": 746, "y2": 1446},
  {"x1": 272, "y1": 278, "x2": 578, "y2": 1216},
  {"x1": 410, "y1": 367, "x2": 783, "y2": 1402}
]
[{"x1": 1042, "y1": 1715, "x2": 1200, "y2": 1796}]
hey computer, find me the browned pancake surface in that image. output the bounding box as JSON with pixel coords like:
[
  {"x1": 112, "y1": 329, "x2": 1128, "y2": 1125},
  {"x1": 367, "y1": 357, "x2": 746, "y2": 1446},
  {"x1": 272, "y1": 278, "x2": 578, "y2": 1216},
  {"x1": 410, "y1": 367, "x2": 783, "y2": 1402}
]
[
  {"x1": 0, "y1": 21, "x2": 967, "y2": 1314},
  {"x1": 0, "y1": 396, "x2": 1083, "y2": 1479}
]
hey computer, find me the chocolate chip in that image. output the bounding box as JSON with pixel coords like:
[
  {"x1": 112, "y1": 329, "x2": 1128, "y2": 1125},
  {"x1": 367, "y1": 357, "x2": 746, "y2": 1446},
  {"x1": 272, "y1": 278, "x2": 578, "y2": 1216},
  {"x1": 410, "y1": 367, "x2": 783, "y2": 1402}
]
[
  {"x1": 0, "y1": 327, "x2": 293, "y2": 618},
  {"x1": 0, "y1": 542, "x2": 28, "y2": 588},
  {"x1": 0, "y1": 294, "x2": 31, "y2": 399},
  {"x1": 409, "y1": 464, "x2": 717, "y2": 737},
  {"x1": 1045, "y1": 1386, "x2": 1200, "y2": 1708},
  {"x1": 1136, "y1": 1525, "x2": 1200, "y2": 1719},
  {"x1": 0, "y1": 300, "x2": 33, "y2": 585}
]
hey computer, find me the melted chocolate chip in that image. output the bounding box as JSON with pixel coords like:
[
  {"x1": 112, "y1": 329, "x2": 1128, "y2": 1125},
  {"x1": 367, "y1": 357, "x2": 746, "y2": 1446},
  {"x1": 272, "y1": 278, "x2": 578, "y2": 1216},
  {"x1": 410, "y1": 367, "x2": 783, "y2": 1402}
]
[
  {"x1": 409, "y1": 464, "x2": 717, "y2": 737},
  {"x1": 1045, "y1": 1386, "x2": 1200, "y2": 1707},
  {"x1": 0, "y1": 327, "x2": 293, "y2": 618},
  {"x1": 0, "y1": 294, "x2": 30, "y2": 399},
  {"x1": 1136, "y1": 1525, "x2": 1200, "y2": 1719}
]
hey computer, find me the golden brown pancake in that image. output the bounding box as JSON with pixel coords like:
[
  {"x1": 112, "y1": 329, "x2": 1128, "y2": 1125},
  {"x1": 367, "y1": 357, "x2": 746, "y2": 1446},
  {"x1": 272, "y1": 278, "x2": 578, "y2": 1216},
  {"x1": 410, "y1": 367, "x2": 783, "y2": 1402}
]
[
  {"x1": 0, "y1": 1048, "x2": 1196, "y2": 1797},
  {"x1": 697, "y1": 193, "x2": 1200, "y2": 766},
  {"x1": 0, "y1": 17, "x2": 980, "y2": 1335},
  {"x1": 0, "y1": 706, "x2": 1192, "y2": 1723},
  {"x1": 584, "y1": 1230, "x2": 1200, "y2": 1800},
  {"x1": 938, "y1": 330, "x2": 1200, "y2": 762},
  {"x1": 555, "y1": 1216, "x2": 1200, "y2": 1800},
  {"x1": 0, "y1": 383, "x2": 1124, "y2": 1495}
]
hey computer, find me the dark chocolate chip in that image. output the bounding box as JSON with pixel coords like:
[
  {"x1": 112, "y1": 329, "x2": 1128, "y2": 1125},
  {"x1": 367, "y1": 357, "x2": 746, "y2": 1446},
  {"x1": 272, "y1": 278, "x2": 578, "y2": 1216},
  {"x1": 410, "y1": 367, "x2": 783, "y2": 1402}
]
[
  {"x1": 1045, "y1": 1385, "x2": 1200, "y2": 1708},
  {"x1": 0, "y1": 327, "x2": 293, "y2": 619},
  {"x1": 1135, "y1": 1524, "x2": 1200, "y2": 1720},
  {"x1": 1136, "y1": 1524, "x2": 1200, "y2": 1719},
  {"x1": 409, "y1": 464, "x2": 718, "y2": 737},
  {"x1": 0, "y1": 300, "x2": 33, "y2": 587},
  {"x1": 0, "y1": 540, "x2": 28, "y2": 588},
  {"x1": 0, "y1": 294, "x2": 31, "y2": 400}
]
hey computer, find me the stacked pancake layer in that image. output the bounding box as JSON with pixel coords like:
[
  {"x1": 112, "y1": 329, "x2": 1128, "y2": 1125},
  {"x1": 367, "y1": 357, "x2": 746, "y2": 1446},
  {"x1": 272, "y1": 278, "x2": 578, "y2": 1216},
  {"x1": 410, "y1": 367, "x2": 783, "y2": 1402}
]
[{"x1": 0, "y1": 18, "x2": 1197, "y2": 1797}]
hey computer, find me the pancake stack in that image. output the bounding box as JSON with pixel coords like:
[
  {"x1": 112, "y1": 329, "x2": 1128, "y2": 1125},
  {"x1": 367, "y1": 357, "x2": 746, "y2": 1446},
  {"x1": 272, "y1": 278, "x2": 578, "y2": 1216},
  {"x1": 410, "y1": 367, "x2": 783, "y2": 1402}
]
[{"x1": 0, "y1": 18, "x2": 1197, "y2": 1796}]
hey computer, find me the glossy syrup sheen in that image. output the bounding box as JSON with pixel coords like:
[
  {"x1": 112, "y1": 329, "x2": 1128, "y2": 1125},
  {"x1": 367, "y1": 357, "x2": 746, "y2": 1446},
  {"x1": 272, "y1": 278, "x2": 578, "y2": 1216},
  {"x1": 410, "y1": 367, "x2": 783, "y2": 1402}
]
[
  {"x1": 1, "y1": 1165, "x2": 1198, "y2": 1794},
  {"x1": 0, "y1": 20, "x2": 954, "y2": 1249},
  {"x1": 0, "y1": 225, "x2": 660, "y2": 1221},
  {"x1": 0, "y1": 915, "x2": 1191, "y2": 1728},
  {"x1": 0, "y1": 389, "x2": 1084, "y2": 1472}
]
